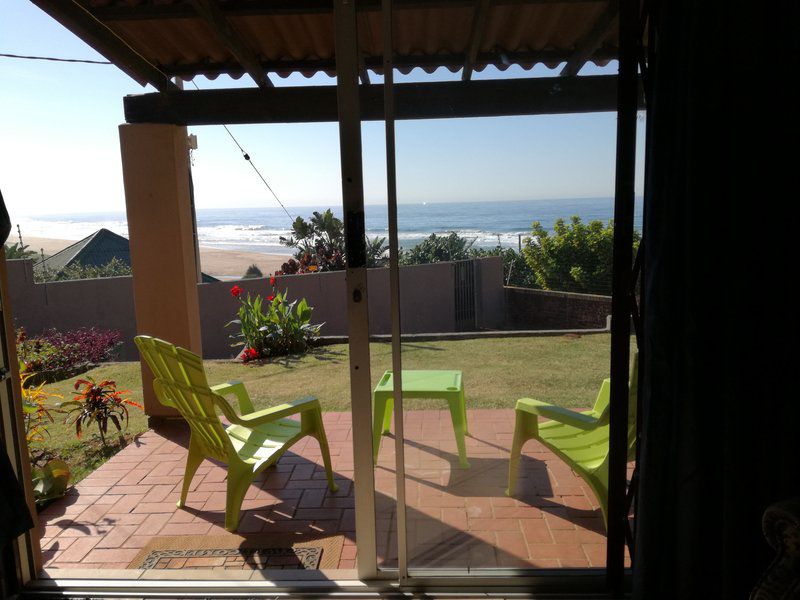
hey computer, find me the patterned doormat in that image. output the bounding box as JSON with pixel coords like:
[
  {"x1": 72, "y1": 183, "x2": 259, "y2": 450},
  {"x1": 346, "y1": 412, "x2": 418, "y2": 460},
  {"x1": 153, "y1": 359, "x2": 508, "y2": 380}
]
[{"x1": 128, "y1": 534, "x2": 345, "y2": 571}]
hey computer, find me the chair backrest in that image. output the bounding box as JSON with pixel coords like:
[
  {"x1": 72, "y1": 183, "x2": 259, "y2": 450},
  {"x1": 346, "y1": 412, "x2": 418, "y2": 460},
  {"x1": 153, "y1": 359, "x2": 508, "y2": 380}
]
[
  {"x1": 152, "y1": 378, "x2": 232, "y2": 463},
  {"x1": 134, "y1": 336, "x2": 230, "y2": 462},
  {"x1": 588, "y1": 351, "x2": 639, "y2": 460},
  {"x1": 135, "y1": 335, "x2": 208, "y2": 389}
]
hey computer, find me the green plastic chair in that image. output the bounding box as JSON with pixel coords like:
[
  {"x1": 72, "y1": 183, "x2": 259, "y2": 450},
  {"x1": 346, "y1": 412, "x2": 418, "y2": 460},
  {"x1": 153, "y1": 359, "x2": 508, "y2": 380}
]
[
  {"x1": 505, "y1": 353, "x2": 638, "y2": 526},
  {"x1": 134, "y1": 335, "x2": 338, "y2": 532}
]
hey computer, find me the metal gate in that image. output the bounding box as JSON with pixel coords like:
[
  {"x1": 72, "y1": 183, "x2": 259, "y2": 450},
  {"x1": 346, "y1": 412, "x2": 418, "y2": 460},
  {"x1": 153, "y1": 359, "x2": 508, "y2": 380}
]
[{"x1": 453, "y1": 259, "x2": 476, "y2": 331}]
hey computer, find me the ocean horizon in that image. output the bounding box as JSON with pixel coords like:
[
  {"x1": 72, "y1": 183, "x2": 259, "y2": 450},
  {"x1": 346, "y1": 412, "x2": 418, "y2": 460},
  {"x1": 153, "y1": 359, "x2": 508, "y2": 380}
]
[{"x1": 14, "y1": 197, "x2": 643, "y2": 255}]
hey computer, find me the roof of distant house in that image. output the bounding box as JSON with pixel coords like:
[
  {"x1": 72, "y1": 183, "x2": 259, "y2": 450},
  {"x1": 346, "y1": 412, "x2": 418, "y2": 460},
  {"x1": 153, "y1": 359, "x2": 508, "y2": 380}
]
[
  {"x1": 36, "y1": 228, "x2": 219, "y2": 282},
  {"x1": 37, "y1": 228, "x2": 131, "y2": 274}
]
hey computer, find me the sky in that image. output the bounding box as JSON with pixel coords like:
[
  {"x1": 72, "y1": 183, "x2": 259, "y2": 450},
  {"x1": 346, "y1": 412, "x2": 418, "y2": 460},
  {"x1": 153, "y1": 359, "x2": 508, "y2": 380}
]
[{"x1": 0, "y1": 0, "x2": 645, "y2": 217}]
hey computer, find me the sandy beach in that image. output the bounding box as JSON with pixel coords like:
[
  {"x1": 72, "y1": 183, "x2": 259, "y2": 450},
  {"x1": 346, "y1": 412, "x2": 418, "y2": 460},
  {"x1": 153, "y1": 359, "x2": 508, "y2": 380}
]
[{"x1": 22, "y1": 236, "x2": 290, "y2": 279}]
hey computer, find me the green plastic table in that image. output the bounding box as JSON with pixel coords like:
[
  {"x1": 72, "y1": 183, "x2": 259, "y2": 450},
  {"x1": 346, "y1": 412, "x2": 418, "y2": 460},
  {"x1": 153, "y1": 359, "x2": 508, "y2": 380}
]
[{"x1": 372, "y1": 370, "x2": 470, "y2": 468}]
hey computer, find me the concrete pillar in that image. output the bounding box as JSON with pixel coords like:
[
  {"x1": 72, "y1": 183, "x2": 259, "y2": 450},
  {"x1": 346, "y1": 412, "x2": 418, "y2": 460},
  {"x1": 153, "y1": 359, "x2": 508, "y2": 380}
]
[{"x1": 119, "y1": 124, "x2": 202, "y2": 420}]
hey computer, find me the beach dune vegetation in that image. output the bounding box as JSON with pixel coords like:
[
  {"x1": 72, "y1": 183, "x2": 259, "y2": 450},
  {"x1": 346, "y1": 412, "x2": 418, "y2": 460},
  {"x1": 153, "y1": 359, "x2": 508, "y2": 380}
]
[
  {"x1": 243, "y1": 263, "x2": 263, "y2": 279},
  {"x1": 523, "y1": 216, "x2": 640, "y2": 295},
  {"x1": 278, "y1": 208, "x2": 387, "y2": 274},
  {"x1": 396, "y1": 216, "x2": 634, "y2": 295},
  {"x1": 399, "y1": 231, "x2": 476, "y2": 265}
]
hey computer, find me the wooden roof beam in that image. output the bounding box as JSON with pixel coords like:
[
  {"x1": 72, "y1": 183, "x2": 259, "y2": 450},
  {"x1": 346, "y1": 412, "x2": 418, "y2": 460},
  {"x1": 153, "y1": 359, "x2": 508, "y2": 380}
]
[
  {"x1": 462, "y1": 0, "x2": 492, "y2": 81},
  {"x1": 359, "y1": 52, "x2": 371, "y2": 85},
  {"x1": 124, "y1": 75, "x2": 640, "y2": 125},
  {"x1": 29, "y1": 0, "x2": 177, "y2": 92},
  {"x1": 560, "y1": 0, "x2": 618, "y2": 77},
  {"x1": 189, "y1": 0, "x2": 272, "y2": 88}
]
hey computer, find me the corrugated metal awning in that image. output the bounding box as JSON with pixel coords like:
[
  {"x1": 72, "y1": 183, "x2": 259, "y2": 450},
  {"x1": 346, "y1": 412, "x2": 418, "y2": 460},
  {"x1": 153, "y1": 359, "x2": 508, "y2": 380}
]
[{"x1": 30, "y1": 0, "x2": 620, "y2": 90}]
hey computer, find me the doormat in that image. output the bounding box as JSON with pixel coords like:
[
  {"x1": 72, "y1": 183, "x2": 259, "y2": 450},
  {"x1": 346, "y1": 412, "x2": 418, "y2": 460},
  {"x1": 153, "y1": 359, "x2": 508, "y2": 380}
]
[{"x1": 128, "y1": 534, "x2": 344, "y2": 571}]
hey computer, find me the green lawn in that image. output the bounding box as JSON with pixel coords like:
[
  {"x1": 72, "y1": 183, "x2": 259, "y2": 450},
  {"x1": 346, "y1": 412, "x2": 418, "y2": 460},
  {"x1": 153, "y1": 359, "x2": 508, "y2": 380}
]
[{"x1": 37, "y1": 334, "x2": 611, "y2": 483}]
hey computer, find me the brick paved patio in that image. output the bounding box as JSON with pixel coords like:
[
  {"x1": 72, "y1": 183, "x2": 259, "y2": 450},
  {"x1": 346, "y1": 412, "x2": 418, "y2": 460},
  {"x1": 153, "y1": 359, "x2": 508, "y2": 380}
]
[{"x1": 38, "y1": 409, "x2": 613, "y2": 572}]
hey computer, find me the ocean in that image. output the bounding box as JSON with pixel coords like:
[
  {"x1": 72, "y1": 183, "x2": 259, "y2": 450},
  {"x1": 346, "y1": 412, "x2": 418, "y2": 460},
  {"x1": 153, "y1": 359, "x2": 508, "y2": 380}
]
[{"x1": 15, "y1": 197, "x2": 643, "y2": 255}]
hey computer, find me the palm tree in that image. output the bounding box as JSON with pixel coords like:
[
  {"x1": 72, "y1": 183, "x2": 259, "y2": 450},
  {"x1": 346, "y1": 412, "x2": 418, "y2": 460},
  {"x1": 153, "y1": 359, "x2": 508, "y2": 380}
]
[
  {"x1": 366, "y1": 236, "x2": 389, "y2": 267},
  {"x1": 4, "y1": 242, "x2": 37, "y2": 260}
]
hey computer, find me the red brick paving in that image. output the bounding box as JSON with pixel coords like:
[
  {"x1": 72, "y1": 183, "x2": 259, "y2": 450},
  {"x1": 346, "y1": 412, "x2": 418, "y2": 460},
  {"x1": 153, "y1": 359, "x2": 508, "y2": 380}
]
[{"x1": 38, "y1": 409, "x2": 622, "y2": 571}]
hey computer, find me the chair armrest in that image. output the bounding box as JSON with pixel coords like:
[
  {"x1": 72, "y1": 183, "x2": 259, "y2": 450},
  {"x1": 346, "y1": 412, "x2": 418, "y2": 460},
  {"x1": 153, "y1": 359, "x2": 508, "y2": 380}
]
[
  {"x1": 515, "y1": 398, "x2": 599, "y2": 430},
  {"x1": 210, "y1": 380, "x2": 254, "y2": 415},
  {"x1": 217, "y1": 395, "x2": 321, "y2": 428}
]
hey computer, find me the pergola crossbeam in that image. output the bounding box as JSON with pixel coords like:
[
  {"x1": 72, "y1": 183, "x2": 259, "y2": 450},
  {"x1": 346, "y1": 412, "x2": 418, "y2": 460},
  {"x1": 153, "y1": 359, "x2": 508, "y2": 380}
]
[
  {"x1": 462, "y1": 0, "x2": 492, "y2": 81},
  {"x1": 29, "y1": 0, "x2": 178, "y2": 91},
  {"x1": 124, "y1": 75, "x2": 637, "y2": 125},
  {"x1": 560, "y1": 0, "x2": 618, "y2": 77},
  {"x1": 189, "y1": 0, "x2": 272, "y2": 88}
]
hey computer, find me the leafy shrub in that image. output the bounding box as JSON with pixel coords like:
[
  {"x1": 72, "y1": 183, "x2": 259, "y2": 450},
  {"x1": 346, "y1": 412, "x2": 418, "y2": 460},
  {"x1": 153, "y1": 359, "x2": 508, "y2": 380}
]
[
  {"x1": 523, "y1": 216, "x2": 640, "y2": 295},
  {"x1": 227, "y1": 281, "x2": 321, "y2": 361},
  {"x1": 470, "y1": 246, "x2": 538, "y2": 288},
  {"x1": 59, "y1": 378, "x2": 142, "y2": 447},
  {"x1": 17, "y1": 327, "x2": 122, "y2": 381},
  {"x1": 34, "y1": 257, "x2": 132, "y2": 283},
  {"x1": 399, "y1": 232, "x2": 476, "y2": 265},
  {"x1": 278, "y1": 209, "x2": 387, "y2": 274},
  {"x1": 243, "y1": 264, "x2": 263, "y2": 279}
]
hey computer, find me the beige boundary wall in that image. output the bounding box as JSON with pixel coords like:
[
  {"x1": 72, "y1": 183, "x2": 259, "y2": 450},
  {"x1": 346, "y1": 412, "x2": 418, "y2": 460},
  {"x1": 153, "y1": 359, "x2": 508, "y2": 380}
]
[{"x1": 7, "y1": 257, "x2": 504, "y2": 360}]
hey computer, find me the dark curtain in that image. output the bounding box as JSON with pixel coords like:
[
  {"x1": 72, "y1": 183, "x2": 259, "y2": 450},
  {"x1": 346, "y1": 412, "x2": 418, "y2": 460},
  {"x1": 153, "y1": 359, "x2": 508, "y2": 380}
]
[{"x1": 633, "y1": 1, "x2": 800, "y2": 598}]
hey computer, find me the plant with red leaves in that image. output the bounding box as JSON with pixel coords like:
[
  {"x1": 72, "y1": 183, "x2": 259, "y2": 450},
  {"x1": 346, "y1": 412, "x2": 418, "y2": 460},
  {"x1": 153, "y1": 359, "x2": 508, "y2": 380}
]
[
  {"x1": 17, "y1": 327, "x2": 122, "y2": 382},
  {"x1": 59, "y1": 378, "x2": 142, "y2": 447}
]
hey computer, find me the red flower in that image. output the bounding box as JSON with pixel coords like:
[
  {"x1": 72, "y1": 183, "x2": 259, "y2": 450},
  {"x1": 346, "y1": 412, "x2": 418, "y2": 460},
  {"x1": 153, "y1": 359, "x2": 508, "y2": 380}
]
[
  {"x1": 230, "y1": 285, "x2": 243, "y2": 298},
  {"x1": 242, "y1": 347, "x2": 259, "y2": 362},
  {"x1": 266, "y1": 295, "x2": 275, "y2": 302},
  {"x1": 269, "y1": 276, "x2": 276, "y2": 286}
]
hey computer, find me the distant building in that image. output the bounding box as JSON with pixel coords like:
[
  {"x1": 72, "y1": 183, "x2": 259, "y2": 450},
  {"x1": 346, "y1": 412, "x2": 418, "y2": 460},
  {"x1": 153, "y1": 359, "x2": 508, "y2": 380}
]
[{"x1": 36, "y1": 228, "x2": 218, "y2": 282}]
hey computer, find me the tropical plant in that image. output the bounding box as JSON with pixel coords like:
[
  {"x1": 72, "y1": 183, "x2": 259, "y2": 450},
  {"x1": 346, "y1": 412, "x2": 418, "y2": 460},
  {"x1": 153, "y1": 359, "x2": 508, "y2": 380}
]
[
  {"x1": 21, "y1": 373, "x2": 62, "y2": 462},
  {"x1": 523, "y1": 216, "x2": 640, "y2": 295},
  {"x1": 399, "y1": 232, "x2": 476, "y2": 265},
  {"x1": 243, "y1": 264, "x2": 263, "y2": 279},
  {"x1": 278, "y1": 209, "x2": 388, "y2": 274},
  {"x1": 20, "y1": 373, "x2": 71, "y2": 505},
  {"x1": 4, "y1": 241, "x2": 38, "y2": 260},
  {"x1": 34, "y1": 257, "x2": 132, "y2": 283},
  {"x1": 31, "y1": 459, "x2": 71, "y2": 507},
  {"x1": 227, "y1": 280, "x2": 321, "y2": 361},
  {"x1": 59, "y1": 378, "x2": 142, "y2": 447}
]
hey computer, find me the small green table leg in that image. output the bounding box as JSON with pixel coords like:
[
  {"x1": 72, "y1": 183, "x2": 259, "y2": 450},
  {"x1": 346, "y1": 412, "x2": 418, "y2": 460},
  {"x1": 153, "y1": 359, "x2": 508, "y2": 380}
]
[
  {"x1": 372, "y1": 393, "x2": 390, "y2": 462},
  {"x1": 446, "y1": 392, "x2": 470, "y2": 468}
]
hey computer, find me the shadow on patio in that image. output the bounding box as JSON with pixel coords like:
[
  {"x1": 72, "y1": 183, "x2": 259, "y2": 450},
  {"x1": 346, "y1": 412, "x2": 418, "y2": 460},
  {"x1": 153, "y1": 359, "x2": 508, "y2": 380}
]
[{"x1": 37, "y1": 410, "x2": 610, "y2": 573}]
